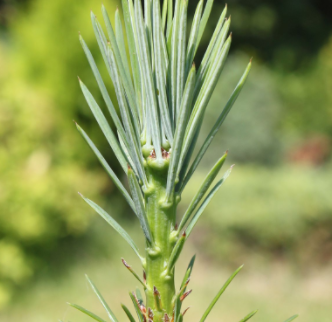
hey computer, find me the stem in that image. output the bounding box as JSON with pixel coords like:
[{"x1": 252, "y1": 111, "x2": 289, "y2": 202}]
[{"x1": 144, "y1": 156, "x2": 178, "y2": 322}]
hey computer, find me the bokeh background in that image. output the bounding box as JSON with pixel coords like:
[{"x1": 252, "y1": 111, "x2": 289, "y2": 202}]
[{"x1": 0, "y1": 0, "x2": 331, "y2": 321}]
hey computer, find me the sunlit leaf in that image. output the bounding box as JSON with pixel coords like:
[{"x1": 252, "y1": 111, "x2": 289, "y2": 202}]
[
  {"x1": 121, "y1": 0, "x2": 143, "y2": 123},
  {"x1": 101, "y1": 6, "x2": 140, "y2": 131},
  {"x1": 179, "y1": 151, "x2": 227, "y2": 231},
  {"x1": 199, "y1": 265, "x2": 244, "y2": 322},
  {"x1": 68, "y1": 303, "x2": 107, "y2": 322},
  {"x1": 106, "y1": 42, "x2": 147, "y2": 186},
  {"x1": 129, "y1": 292, "x2": 144, "y2": 322},
  {"x1": 182, "y1": 60, "x2": 251, "y2": 190},
  {"x1": 153, "y1": 0, "x2": 173, "y2": 144},
  {"x1": 79, "y1": 35, "x2": 127, "y2": 146},
  {"x1": 195, "y1": 0, "x2": 214, "y2": 53},
  {"x1": 128, "y1": 168, "x2": 153, "y2": 243},
  {"x1": 80, "y1": 194, "x2": 143, "y2": 261},
  {"x1": 166, "y1": 0, "x2": 173, "y2": 36},
  {"x1": 196, "y1": 5, "x2": 228, "y2": 91},
  {"x1": 181, "y1": 254, "x2": 196, "y2": 289},
  {"x1": 178, "y1": 35, "x2": 231, "y2": 175},
  {"x1": 135, "y1": 0, "x2": 162, "y2": 159},
  {"x1": 161, "y1": 0, "x2": 168, "y2": 32},
  {"x1": 196, "y1": 17, "x2": 230, "y2": 96},
  {"x1": 85, "y1": 275, "x2": 119, "y2": 322},
  {"x1": 168, "y1": 0, "x2": 181, "y2": 124},
  {"x1": 115, "y1": 9, "x2": 133, "y2": 92},
  {"x1": 239, "y1": 310, "x2": 258, "y2": 322},
  {"x1": 174, "y1": 254, "x2": 196, "y2": 321},
  {"x1": 186, "y1": 166, "x2": 233, "y2": 238},
  {"x1": 284, "y1": 315, "x2": 299, "y2": 322},
  {"x1": 166, "y1": 65, "x2": 196, "y2": 201},
  {"x1": 76, "y1": 123, "x2": 135, "y2": 212},
  {"x1": 175, "y1": 0, "x2": 188, "y2": 120},
  {"x1": 185, "y1": 0, "x2": 203, "y2": 77},
  {"x1": 122, "y1": 304, "x2": 137, "y2": 322},
  {"x1": 167, "y1": 232, "x2": 186, "y2": 273},
  {"x1": 78, "y1": 79, "x2": 128, "y2": 173}
]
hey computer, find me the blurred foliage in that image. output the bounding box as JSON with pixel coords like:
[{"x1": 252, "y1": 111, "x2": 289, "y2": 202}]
[
  {"x1": 279, "y1": 36, "x2": 332, "y2": 139},
  {"x1": 3, "y1": 0, "x2": 332, "y2": 70},
  {"x1": 181, "y1": 165, "x2": 332, "y2": 268},
  {"x1": 0, "y1": 0, "x2": 123, "y2": 308},
  {"x1": 200, "y1": 53, "x2": 281, "y2": 165},
  {"x1": 193, "y1": 0, "x2": 332, "y2": 71},
  {"x1": 193, "y1": 0, "x2": 332, "y2": 145}
]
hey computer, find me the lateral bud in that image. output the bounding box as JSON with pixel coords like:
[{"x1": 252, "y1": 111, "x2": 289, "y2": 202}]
[
  {"x1": 122, "y1": 258, "x2": 130, "y2": 269},
  {"x1": 149, "y1": 149, "x2": 156, "y2": 159},
  {"x1": 161, "y1": 148, "x2": 170, "y2": 159},
  {"x1": 122, "y1": 258, "x2": 146, "y2": 288},
  {"x1": 167, "y1": 232, "x2": 186, "y2": 274},
  {"x1": 148, "y1": 307, "x2": 154, "y2": 321},
  {"x1": 180, "y1": 289, "x2": 192, "y2": 302},
  {"x1": 179, "y1": 277, "x2": 191, "y2": 295},
  {"x1": 132, "y1": 292, "x2": 146, "y2": 314},
  {"x1": 153, "y1": 286, "x2": 163, "y2": 311},
  {"x1": 182, "y1": 307, "x2": 190, "y2": 316},
  {"x1": 143, "y1": 270, "x2": 146, "y2": 284},
  {"x1": 169, "y1": 229, "x2": 179, "y2": 246}
]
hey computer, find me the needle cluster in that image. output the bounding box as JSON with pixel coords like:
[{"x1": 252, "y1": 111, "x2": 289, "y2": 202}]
[{"x1": 65, "y1": 1, "x2": 297, "y2": 322}]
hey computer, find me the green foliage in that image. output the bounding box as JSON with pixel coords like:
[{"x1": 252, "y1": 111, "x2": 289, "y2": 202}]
[
  {"x1": 200, "y1": 53, "x2": 282, "y2": 165},
  {"x1": 196, "y1": 1, "x2": 331, "y2": 70},
  {"x1": 239, "y1": 310, "x2": 258, "y2": 322},
  {"x1": 179, "y1": 152, "x2": 228, "y2": 231},
  {"x1": 68, "y1": 303, "x2": 107, "y2": 322},
  {"x1": 182, "y1": 165, "x2": 332, "y2": 266},
  {"x1": 279, "y1": 36, "x2": 332, "y2": 139},
  {"x1": 199, "y1": 265, "x2": 243, "y2": 322},
  {"x1": 0, "y1": 0, "x2": 120, "y2": 308}
]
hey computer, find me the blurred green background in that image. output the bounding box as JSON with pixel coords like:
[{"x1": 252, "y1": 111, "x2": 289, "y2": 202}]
[{"x1": 0, "y1": 0, "x2": 331, "y2": 321}]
